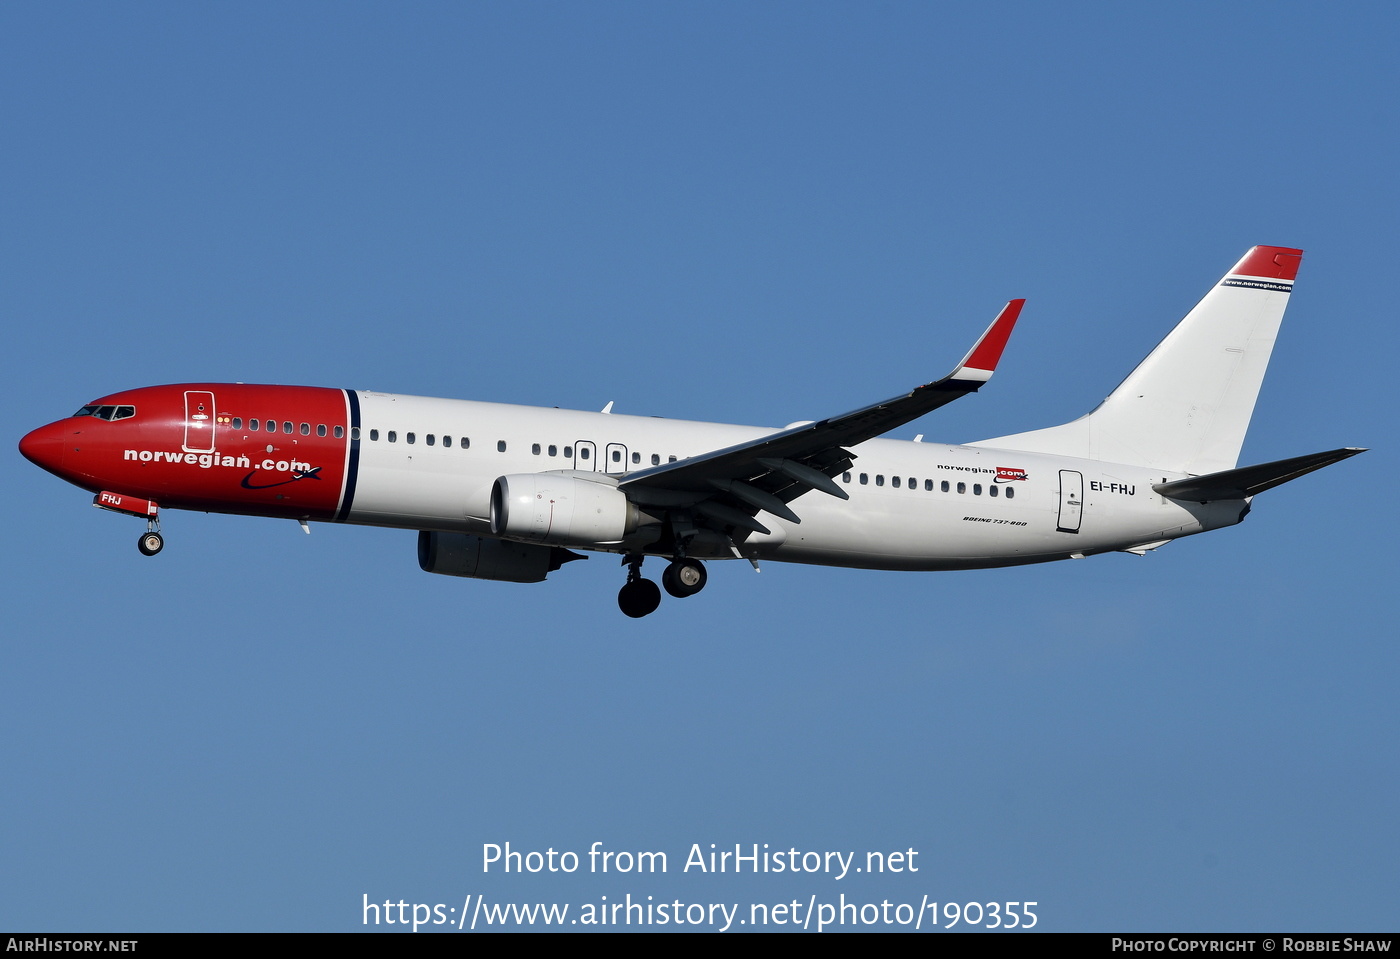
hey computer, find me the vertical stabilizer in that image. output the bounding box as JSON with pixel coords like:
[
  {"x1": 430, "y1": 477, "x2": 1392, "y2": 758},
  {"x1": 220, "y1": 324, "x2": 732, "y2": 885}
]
[{"x1": 970, "y1": 246, "x2": 1302, "y2": 475}]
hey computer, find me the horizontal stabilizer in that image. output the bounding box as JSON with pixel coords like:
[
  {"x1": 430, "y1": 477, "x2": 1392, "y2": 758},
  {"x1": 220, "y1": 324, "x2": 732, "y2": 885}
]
[{"x1": 1152, "y1": 448, "x2": 1366, "y2": 502}]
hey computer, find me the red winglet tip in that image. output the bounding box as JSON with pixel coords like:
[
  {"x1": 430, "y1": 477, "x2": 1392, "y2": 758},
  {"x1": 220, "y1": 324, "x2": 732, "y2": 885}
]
[
  {"x1": 961, "y1": 299, "x2": 1024, "y2": 373},
  {"x1": 1233, "y1": 246, "x2": 1303, "y2": 281}
]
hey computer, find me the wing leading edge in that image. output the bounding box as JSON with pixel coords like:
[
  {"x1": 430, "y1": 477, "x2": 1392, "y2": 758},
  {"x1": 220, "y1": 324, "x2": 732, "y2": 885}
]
[{"x1": 618, "y1": 300, "x2": 1025, "y2": 537}]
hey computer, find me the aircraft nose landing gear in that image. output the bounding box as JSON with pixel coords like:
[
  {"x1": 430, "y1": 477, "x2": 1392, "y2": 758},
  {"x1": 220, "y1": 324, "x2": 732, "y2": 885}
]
[
  {"x1": 92, "y1": 491, "x2": 165, "y2": 556},
  {"x1": 618, "y1": 554, "x2": 661, "y2": 618},
  {"x1": 138, "y1": 529, "x2": 164, "y2": 556},
  {"x1": 136, "y1": 508, "x2": 164, "y2": 556}
]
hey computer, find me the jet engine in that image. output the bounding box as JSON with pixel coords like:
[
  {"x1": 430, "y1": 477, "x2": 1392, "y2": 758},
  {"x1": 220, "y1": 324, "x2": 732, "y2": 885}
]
[
  {"x1": 417, "y1": 531, "x2": 581, "y2": 583},
  {"x1": 490, "y1": 473, "x2": 642, "y2": 547}
]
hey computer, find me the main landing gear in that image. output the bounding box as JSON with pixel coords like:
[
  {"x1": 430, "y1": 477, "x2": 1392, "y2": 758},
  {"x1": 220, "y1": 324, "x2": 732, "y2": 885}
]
[
  {"x1": 618, "y1": 555, "x2": 661, "y2": 618},
  {"x1": 662, "y1": 557, "x2": 707, "y2": 598},
  {"x1": 617, "y1": 555, "x2": 708, "y2": 617}
]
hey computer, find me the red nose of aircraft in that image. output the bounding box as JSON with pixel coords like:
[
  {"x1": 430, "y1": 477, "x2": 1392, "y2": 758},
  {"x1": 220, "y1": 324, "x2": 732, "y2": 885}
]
[{"x1": 19, "y1": 421, "x2": 69, "y2": 476}]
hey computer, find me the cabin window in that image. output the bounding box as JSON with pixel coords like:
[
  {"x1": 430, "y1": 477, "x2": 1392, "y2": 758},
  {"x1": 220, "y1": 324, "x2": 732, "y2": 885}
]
[
  {"x1": 1005, "y1": 486, "x2": 1014, "y2": 499},
  {"x1": 957, "y1": 482, "x2": 966, "y2": 494},
  {"x1": 300, "y1": 423, "x2": 310, "y2": 435},
  {"x1": 973, "y1": 484, "x2": 982, "y2": 495},
  {"x1": 350, "y1": 427, "x2": 358, "y2": 440},
  {"x1": 335, "y1": 426, "x2": 345, "y2": 439},
  {"x1": 611, "y1": 449, "x2": 622, "y2": 463},
  {"x1": 317, "y1": 424, "x2": 326, "y2": 437},
  {"x1": 668, "y1": 455, "x2": 677, "y2": 463},
  {"x1": 548, "y1": 445, "x2": 557, "y2": 456},
  {"x1": 231, "y1": 417, "x2": 243, "y2": 429},
  {"x1": 442, "y1": 435, "x2": 452, "y2": 447},
  {"x1": 859, "y1": 473, "x2": 869, "y2": 485},
  {"x1": 370, "y1": 429, "x2": 379, "y2": 441},
  {"x1": 892, "y1": 476, "x2": 901, "y2": 488},
  {"x1": 989, "y1": 485, "x2": 998, "y2": 497},
  {"x1": 462, "y1": 437, "x2": 470, "y2": 449},
  {"x1": 283, "y1": 422, "x2": 293, "y2": 434},
  {"x1": 497, "y1": 440, "x2": 507, "y2": 452},
  {"x1": 532, "y1": 443, "x2": 541, "y2": 455},
  {"x1": 908, "y1": 477, "x2": 915, "y2": 489},
  {"x1": 406, "y1": 433, "x2": 415, "y2": 444},
  {"x1": 249, "y1": 419, "x2": 260, "y2": 431},
  {"x1": 426, "y1": 434, "x2": 435, "y2": 446},
  {"x1": 925, "y1": 479, "x2": 933, "y2": 491},
  {"x1": 564, "y1": 446, "x2": 573, "y2": 457},
  {"x1": 843, "y1": 472, "x2": 852, "y2": 483},
  {"x1": 388, "y1": 431, "x2": 397, "y2": 443},
  {"x1": 651, "y1": 454, "x2": 660, "y2": 465},
  {"x1": 631, "y1": 452, "x2": 640, "y2": 464},
  {"x1": 876, "y1": 475, "x2": 885, "y2": 487}
]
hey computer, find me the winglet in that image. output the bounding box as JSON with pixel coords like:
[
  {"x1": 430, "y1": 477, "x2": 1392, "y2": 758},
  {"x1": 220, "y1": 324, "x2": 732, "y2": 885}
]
[{"x1": 950, "y1": 299, "x2": 1024, "y2": 383}]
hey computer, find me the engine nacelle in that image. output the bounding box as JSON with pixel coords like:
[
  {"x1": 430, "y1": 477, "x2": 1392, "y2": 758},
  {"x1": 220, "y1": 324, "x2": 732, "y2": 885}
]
[
  {"x1": 490, "y1": 473, "x2": 640, "y2": 547},
  {"x1": 417, "y1": 531, "x2": 580, "y2": 584}
]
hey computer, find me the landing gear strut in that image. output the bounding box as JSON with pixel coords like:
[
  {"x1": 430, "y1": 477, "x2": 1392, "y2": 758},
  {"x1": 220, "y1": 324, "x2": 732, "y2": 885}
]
[
  {"x1": 662, "y1": 557, "x2": 707, "y2": 598},
  {"x1": 617, "y1": 554, "x2": 661, "y2": 618}
]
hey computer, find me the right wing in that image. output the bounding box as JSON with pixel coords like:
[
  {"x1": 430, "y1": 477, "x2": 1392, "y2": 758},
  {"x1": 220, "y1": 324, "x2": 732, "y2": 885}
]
[{"x1": 618, "y1": 300, "x2": 1024, "y2": 535}]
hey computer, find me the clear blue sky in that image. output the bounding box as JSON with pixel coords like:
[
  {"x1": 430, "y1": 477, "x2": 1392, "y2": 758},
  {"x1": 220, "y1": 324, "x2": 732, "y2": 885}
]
[{"x1": 3, "y1": 2, "x2": 1396, "y2": 932}]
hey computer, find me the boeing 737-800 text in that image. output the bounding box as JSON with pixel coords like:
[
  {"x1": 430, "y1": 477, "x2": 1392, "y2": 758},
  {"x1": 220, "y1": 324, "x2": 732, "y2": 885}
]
[{"x1": 20, "y1": 246, "x2": 1363, "y2": 617}]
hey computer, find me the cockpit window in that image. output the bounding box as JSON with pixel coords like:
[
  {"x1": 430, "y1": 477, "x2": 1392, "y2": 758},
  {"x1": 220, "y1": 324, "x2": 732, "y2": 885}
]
[{"x1": 73, "y1": 405, "x2": 136, "y2": 421}]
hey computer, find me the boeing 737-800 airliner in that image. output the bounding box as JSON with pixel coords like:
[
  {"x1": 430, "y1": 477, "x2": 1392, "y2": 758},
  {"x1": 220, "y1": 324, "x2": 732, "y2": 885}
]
[{"x1": 20, "y1": 246, "x2": 1363, "y2": 616}]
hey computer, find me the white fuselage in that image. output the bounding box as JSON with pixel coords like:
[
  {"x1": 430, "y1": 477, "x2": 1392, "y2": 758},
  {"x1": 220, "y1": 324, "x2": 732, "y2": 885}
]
[{"x1": 346, "y1": 392, "x2": 1243, "y2": 570}]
